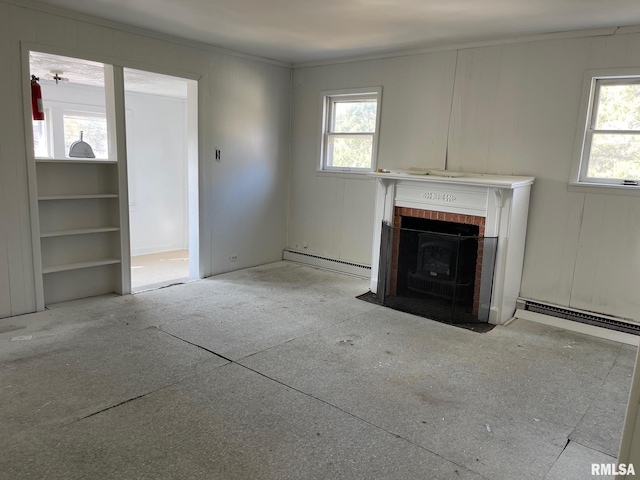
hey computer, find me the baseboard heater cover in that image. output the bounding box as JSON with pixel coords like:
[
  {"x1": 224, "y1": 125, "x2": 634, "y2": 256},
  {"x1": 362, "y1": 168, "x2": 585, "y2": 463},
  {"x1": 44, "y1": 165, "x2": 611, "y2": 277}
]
[
  {"x1": 282, "y1": 249, "x2": 371, "y2": 278},
  {"x1": 516, "y1": 298, "x2": 640, "y2": 336}
]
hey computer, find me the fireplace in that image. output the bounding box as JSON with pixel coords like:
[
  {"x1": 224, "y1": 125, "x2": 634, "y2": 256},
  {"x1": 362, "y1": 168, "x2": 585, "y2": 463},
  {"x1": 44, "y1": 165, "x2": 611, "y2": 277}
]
[{"x1": 369, "y1": 171, "x2": 534, "y2": 325}]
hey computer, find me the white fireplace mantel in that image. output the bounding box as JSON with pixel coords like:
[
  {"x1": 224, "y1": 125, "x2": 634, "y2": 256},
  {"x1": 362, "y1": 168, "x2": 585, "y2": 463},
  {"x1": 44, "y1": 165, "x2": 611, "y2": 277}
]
[{"x1": 369, "y1": 171, "x2": 535, "y2": 325}]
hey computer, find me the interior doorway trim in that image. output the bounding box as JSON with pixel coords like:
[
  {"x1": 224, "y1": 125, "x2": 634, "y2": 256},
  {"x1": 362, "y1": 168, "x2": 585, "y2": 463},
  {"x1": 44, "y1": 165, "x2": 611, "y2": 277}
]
[
  {"x1": 123, "y1": 67, "x2": 200, "y2": 292},
  {"x1": 21, "y1": 41, "x2": 206, "y2": 309}
]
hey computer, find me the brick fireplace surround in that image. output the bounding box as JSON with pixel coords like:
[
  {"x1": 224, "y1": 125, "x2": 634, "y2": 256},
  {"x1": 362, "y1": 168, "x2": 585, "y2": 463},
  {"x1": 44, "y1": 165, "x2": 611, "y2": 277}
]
[
  {"x1": 390, "y1": 206, "x2": 486, "y2": 316},
  {"x1": 369, "y1": 171, "x2": 534, "y2": 325}
]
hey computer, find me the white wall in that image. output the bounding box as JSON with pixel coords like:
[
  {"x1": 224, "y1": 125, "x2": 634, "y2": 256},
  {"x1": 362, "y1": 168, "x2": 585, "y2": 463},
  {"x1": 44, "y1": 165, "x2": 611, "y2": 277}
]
[
  {"x1": 0, "y1": 1, "x2": 290, "y2": 318},
  {"x1": 289, "y1": 30, "x2": 640, "y2": 321},
  {"x1": 125, "y1": 92, "x2": 188, "y2": 256}
]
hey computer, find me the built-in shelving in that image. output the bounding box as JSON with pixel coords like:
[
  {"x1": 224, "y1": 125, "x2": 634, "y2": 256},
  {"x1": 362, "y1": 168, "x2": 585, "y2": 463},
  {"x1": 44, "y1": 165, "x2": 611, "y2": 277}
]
[
  {"x1": 35, "y1": 159, "x2": 123, "y2": 305},
  {"x1": 39, "y1": 194, "x2": 118, "y2": 201},
  {"x1": 40, "y1": 227, "x2": 120, "y2": 238},
  {"x1": 42, "y1": 258, "x2": 121, "y2": 274}
]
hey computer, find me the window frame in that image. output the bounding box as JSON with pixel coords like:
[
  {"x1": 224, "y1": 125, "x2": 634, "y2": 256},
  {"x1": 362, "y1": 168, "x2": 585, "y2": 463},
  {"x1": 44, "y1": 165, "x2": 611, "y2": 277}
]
[
  {"x1": 62, "y1": 108, "x2": 110, "y2": 160},
  {"x1": 571, "y1": 68, "x2": 640, "y2": 192},
  {"x1": 39, "y1": 99, "x2": 111, "y2": 160},
  {"x1": 318, "y1": 87, "x2": 382, "y2": 174}
]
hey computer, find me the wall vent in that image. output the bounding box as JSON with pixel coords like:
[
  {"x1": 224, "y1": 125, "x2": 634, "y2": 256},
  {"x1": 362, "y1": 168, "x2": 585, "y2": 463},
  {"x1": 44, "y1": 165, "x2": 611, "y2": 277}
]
[
  {"x1": 283, "y1": 249, "x2": 371, "y2": 278},
  {"x1": 518, "y1": 299, "x2": 640, "y2": 336}
]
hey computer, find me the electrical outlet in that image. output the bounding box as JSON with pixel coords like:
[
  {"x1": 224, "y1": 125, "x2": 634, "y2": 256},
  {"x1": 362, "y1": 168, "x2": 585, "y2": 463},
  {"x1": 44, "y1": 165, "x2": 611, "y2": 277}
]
[
  {"x1": 215, "y1": 149, "x2": 221, "y2": 160},
  {"x1": 229, "y1": 254, "x2": 238, "y2": 262}
]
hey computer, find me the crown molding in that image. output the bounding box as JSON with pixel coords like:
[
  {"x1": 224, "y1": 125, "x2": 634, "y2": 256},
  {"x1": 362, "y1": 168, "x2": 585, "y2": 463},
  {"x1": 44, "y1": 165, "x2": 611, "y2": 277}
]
[
  {"x1": 6, "y1": 0, "x2": 640, "y2": 72},
  {"x1": 1, "y1": 0, "x2": 293, "y2": 68},
  {"x1": 292, "y1": 26, "x2": 631, "y2": 69}
]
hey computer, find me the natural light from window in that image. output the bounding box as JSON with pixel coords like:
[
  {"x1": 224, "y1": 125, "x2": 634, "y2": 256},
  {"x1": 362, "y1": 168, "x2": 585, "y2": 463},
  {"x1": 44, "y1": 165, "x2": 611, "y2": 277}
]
[
  {"x1": 573, "y1": 72, "x2": 640, "y2": 189},
  {"x1": 63, "y1": 113, "x2": 109, "y2": 159},
  {"x1": 588, "y1": 83, "x2": 640, "y2": 180},
  {"x1": 321, "y1": 88, "x2": 381, "y2": 172},
  {"x1": 32, "y1": 115, "x2": 50, "y2": 158}
]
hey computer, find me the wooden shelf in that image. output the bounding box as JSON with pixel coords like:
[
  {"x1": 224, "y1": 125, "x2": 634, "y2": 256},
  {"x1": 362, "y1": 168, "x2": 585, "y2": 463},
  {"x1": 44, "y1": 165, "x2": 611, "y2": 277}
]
[
  {"x1": 36, "y1": 158, "x2": 117, "y2": 164},
  {"x1": 36, "y1": 159, "x2": 123, "y2": 304},
  {"x1": 38, "y1": 194, "x2": 118, "y2": 201},
  {"x1": 42, "y1": 258, "x2": 121, "y2": 274},
  {"x1": 40, "y1": 227, "x2": 120, "y2": 238}
]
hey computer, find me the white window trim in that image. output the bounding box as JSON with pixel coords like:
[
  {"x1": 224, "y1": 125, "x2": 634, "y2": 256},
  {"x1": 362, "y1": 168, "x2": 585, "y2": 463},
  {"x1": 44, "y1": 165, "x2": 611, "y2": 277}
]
[
  {"x1": 318, "y1": 87, "x2": 382, "y2": 174},
  {"x1": 570, "y1": 67, "x2": 640, "y2": 195},
  {"x1": 33, "y1": 108, "x2": 53, "y2": 159}
]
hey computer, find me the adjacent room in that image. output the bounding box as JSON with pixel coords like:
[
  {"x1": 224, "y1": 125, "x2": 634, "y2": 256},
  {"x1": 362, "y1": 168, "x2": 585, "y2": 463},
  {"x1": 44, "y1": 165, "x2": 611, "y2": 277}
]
[
  {"x1": 29, "y1": 52, "x2": 198, "y2": 299},
  {"x1": 2, "y1": 0, "x2": 640, "y2": 478},
  {"x1": 123, "y1": 67, "x2": 197, "y2": 292}
]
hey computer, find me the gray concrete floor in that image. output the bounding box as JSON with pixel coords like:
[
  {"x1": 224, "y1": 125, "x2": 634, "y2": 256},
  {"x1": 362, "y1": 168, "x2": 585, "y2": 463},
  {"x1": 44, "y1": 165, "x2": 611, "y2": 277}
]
[{"x1": 0, "y1": 261, "x2": 634, "y2": 480}]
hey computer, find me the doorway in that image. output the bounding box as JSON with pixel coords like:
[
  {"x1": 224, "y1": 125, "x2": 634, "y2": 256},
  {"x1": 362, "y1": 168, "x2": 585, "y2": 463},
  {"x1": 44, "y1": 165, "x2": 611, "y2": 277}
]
[
  {"x1": 27, "y1": 49, "x2": 202, "y2": 307},
  {"x1": 123, "y1": 69, "x2": 199, "y2": 292}
]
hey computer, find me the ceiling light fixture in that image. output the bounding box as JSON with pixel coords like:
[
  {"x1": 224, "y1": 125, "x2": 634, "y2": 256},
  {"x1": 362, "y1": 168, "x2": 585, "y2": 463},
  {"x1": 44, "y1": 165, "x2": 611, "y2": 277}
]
[{"x1": 44, "y1": 70, "x2": 69, "y2": 85}]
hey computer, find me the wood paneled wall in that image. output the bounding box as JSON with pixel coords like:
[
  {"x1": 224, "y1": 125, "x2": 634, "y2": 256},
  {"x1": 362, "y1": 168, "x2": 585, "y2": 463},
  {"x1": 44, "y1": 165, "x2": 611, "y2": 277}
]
[{"x1": 289, "y1": 31, "x2": 640, "y2": 321}]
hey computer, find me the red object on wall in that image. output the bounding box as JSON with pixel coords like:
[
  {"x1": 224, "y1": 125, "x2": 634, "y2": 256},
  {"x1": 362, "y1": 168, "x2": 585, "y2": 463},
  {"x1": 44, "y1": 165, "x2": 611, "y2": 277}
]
[{"x1": 31, "y1": 75, "x2": 44, "y2": 121}]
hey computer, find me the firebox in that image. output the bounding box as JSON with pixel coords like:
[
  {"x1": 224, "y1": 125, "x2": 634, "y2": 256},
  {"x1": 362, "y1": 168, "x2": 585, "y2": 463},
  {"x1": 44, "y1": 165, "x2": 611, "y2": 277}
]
[
  {"x1": 378, "y1": 208, "x2": 498, "y2": 325},
  {"x1": 408, "y1": 232, "x2": 477, "y2": 301},
  {"x1": 417, "y1": 233, "x2": 459, "y2": 280}
]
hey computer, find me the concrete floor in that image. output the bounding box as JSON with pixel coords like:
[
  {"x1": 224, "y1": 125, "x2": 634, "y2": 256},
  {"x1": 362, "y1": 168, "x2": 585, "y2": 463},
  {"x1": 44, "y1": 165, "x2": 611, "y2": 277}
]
[{"x1": 0, "y1": 262, "x2": 634, "y2": 479}]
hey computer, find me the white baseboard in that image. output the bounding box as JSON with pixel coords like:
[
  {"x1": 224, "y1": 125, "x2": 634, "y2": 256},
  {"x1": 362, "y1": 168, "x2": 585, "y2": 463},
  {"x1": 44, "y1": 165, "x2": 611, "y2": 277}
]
[
  {"x1": 514, "y1": 309, "x2": 639, "y2": 346},
  {"x1": 283, "y1": 249, "x2": 371, "y2": 279}
]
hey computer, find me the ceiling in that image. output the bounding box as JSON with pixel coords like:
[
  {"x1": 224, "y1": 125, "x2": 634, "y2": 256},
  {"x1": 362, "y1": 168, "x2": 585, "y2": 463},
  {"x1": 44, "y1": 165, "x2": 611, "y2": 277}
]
[
  {"x1": 30, "y1": 51, "x2": 189, "y2": 98},
  {"x1": 33, "y1": 0, "x2": 640, "y2": 64}
]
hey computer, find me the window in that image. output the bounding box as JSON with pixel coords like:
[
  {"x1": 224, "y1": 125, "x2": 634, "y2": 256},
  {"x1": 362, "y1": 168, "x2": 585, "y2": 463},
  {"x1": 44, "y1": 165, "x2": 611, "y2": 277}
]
[
  {"x1": 572, "y1": 69, "x2": 640, "y2": 188},
  {"x1": 63, "y1": 111, "x2": 109, "y2": 159},
  {"x1": 320, "y1": 88, "x2": 382, "y2": 172},
  {"x1": 30, "y1": 101, "x2": 110, "y2": 159}
]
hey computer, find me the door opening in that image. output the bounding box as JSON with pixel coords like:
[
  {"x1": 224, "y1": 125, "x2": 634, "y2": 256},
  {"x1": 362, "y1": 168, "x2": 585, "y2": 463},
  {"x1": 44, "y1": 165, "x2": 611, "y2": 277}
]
[{"x1": 123, "y1": 68, "x2": 199, "y2": 292}]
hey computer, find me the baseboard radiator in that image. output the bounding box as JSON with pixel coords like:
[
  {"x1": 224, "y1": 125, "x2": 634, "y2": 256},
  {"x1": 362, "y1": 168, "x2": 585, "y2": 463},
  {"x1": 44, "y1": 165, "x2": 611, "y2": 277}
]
[
  {"x1": 282, "y1": 249, "x2": 371, "y2": 279},
  {"x1": 516, "y1": 298, "x2": 640, "y2": 336}
]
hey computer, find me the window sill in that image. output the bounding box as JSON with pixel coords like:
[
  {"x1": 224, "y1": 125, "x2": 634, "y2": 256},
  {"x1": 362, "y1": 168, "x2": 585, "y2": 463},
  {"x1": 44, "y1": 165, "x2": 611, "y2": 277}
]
[
  {"x1": 316, "y1": 170, "x2": 375, "y2": 180},
  {"x1": 36, "y1": 158, "x2": 116, "y2": 164},
  {"x1": 568, "y1": 181, "x2": 640, "y2": 196}
]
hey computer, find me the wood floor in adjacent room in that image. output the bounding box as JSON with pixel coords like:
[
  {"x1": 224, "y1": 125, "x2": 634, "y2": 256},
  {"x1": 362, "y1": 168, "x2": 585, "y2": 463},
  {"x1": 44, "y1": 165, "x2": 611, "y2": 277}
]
[
  {"x1": 130, "y1": 249, "x2": 190, "y2": 292},
  {"x1": 0, "y1": 262, "x2": 632, "y2": 479}
]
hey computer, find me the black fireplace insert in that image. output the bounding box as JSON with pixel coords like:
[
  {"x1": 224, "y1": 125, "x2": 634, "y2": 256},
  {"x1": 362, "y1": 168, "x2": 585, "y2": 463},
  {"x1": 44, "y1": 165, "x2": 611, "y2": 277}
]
[{"x1": 377, "y1": 218, "x2": 498, "y2": 325}]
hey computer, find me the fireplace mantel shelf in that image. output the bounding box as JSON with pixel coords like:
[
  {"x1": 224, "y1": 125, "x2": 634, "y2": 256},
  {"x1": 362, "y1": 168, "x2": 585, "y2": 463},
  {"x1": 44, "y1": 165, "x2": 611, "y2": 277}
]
[{"x1": 368, "y1": 171, "x2": 534, "y2": 189}]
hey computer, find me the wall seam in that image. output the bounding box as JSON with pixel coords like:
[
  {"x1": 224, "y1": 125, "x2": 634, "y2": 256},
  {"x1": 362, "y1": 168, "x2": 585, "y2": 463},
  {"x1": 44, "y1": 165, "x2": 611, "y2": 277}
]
[
  {"x1": 284, "y1": 67, "x2": 293, "y2": 255},
  {"x1": 444, "y1": 49, "x2": 459, "y2": 170},
  {"x1": 567, "y1": 194, "x2": 587, "y2": 309}
]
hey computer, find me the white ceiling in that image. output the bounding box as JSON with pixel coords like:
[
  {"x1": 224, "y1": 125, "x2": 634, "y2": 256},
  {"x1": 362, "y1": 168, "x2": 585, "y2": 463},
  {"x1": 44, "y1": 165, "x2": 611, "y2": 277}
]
[
  {"x1": 30, "y1": 51, "x2": 189, "y2": 98},
  {"x1": 33, "y1": 0, "x2": 640, "y2": 64}
]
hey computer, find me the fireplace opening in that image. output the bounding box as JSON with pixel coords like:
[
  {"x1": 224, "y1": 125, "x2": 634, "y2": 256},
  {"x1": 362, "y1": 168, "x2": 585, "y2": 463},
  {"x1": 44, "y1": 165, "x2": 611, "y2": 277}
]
[
  {"x1": 377, "y1": 211, "x2": 498, "y2": 326},
  {"x1": 398, "y1": 217, "x2": 478, "y2": 305}
]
